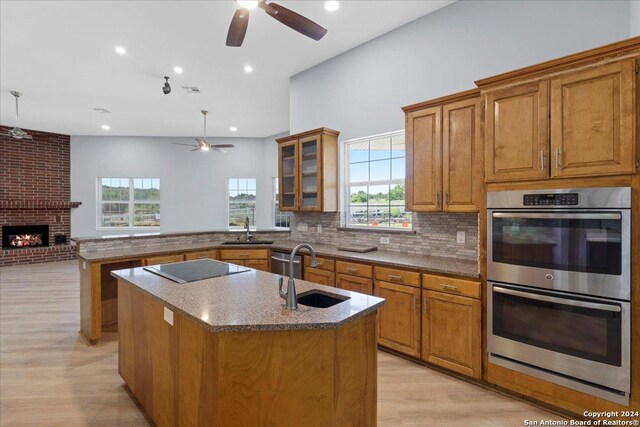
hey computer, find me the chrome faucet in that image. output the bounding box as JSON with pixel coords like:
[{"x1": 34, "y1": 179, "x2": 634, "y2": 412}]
[
  {"x1": 244, "y1": 215, "x2": 254, "y2": 241},
  {"x1": 279, "y1": 243, "x2": 317, "y2": 310}
]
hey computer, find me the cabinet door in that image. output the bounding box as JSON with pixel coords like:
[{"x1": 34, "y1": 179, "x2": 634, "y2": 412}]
[
  {"x1": 184, "y1": 250, "x2": 218, "y2": 261},
  {"x1": 299, "y1": 135, "x2": 322, "y2": 211},
  {"x1": 443, "y1": 97, "x2": 482, "y2": 212},
  {"x1": 245, "y1": 259, "x2": 269, "y2": 272},
  {"x1": 305, "y1": 268, "x2": 335, "y2": 287},
  {"x1": 278, "y1": 140, "x2": 299, "y2": 211},
  {"x1": 406, "y1": 106, "x2": 442, "y2": 211},
  {"x1": 223, "y1": 259, "x2": 246, "y2": 267},
  {"x1": 422, "y1": 290, "x2": 481, "y2": 379},
  {"x1": 485, "y1": 81, "x2": 549, "y2": 182},
  {"x1": 551, "y1": 59, "x2": 636, "y2": 178},
  {"x1": 143, "y1": 254, "x2": 184, "y2": 266},
  {"x1": 375, "y1": 281, "x2": 421, "y2": 357},
  {"x1": 336, "y1": 273, "x2": 373, "y2": 295}
]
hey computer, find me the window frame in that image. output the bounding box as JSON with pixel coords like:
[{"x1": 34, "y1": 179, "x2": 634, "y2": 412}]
[
  {"x1": 341, "y1": 130, "x2": 412, "y2": 231},
  {"x1": 226, "y1": 177, "x2": 258, "y2": 230},
  {"x1": 96, "y1": 177, "x2": 161, "y2": 230}
]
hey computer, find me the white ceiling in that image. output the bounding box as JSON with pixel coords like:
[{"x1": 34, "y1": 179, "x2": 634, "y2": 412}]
[{"x1": 0, "y1": 0, "x2": 453, "y2": 137}]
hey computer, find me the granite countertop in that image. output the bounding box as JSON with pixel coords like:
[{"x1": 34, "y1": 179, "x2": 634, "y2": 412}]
[
  {"x1": 71, "y1": 228, "x2": 290, "y2": 243},
  {"x1": 112, "y1": 264, "x2": 384, "y2": 332},
  {"x1": 78, "y1": 239, "x2": 479, "y2": 278}
]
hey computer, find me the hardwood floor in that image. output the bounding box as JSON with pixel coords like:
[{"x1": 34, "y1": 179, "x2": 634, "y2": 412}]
[{"x1": 0, "y1": 261, "x2": 561, "y2": 426}]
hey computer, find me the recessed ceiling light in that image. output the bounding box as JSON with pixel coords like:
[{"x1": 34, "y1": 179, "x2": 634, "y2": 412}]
[
  {"x1": 229, "y1": 126, "x2": 238, "y2": 132},
  {"x1": 325, "y1": 1, "x2": 339, "y2": 12},
  {"x1": 244, "y1": 65, "x2": 253, "y2": 73},
  {"x1": 174, "y1": 66, "x2": 183, "y2": 74},
  {"x1": 114, "y1": 46, "x2": 126, "y2": 55},
  {"x1": 237, "y1": 1, "x2": 259, "y2": 9},
  {"x1": 101, "y1": 124, "x2": 111, "y2": 131}
]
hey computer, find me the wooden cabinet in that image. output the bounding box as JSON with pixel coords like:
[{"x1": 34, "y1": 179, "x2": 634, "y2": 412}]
[
  {"x1": 336, "y1": 274, "x2": 373, "y2": 295},
  {"x1": 244, "y1": 259, "x2": 270, "y2": 272},
  {"x1": 219, "y1": 249, "x2": 270, "y2": 272},
  {"x1": 276, "y1": 128, "x2": 339, "y2": 212},
  {"x1": 550, "y1": 59, "x2": 636, "y2": 178},
  {"x1": 482, "y1": 57, "x2": 637, "y2": 182},
  {"x1": 403, "y1": 89, "x2": 481, "y2": 212},
  {"x1": 304, "y1": 255, "x2": 335, "y2": 272},
  {"x1": 184, "y1": 249, "x2": 218, "y2": 261},
  {"x1": 305, "y1": 268, "x2": 335, "y2": 287},
  {"x1": 143, "y1": 254, "x2": 185, "y2": 265},
  {"x1": 336, "y1": 260, "x2": 373, "y2": 278},
  {"x1": 421, "y1": 273, "x2": 481, "y2": 379},
  {"x1": 374, "y1": 280, "x2": 421, "y2": 357}
]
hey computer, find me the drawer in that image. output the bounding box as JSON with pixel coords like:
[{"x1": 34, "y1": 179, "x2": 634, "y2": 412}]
[
  {"x1": 336, "y1": 273, "x2": 373, "y2": 295},
  {"x1": 219, "y1": 249, "x2": 269, "y2": 260},
  {"x1": 143, "y1": 254, "x2": 185, "y2": 265},
  {"x1": 245, "y1": 259, "x2": 269, "y2": 272},
  {"x1": 336, "y1": 261, "x2": 372, "y2": 278},
  {"x1": 304, "y1": 255, "x2": 335, "y2": 272},
  {"x1": 422, "y1": 274, "x2": 481, "y2": 299},
  {"x1": 375, "y1": 266, "x2": 420, "y2": 287},
  {"x1": 184, "y1": 249, "x2": 218, "y2": 261},
  {"x1": 305, "y1": 268, "x2": 335, "y2": 287}
]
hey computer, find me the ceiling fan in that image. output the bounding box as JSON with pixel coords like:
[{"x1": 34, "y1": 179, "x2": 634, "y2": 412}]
[
  {"x1": 2, "y1": 91, "x2": 33, "y2": 140},
  {"x1": 226, "y1": 0, "x2": 327, "y2": 47},
  {"x1": 172, "y1": 110, "x2": 235, "y2": 152}
]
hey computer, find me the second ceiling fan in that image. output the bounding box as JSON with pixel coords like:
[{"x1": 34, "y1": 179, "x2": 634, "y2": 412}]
[
  {"x1": 226, "y1": 0, "x2": 327, "y2": 47},
  {"x1": 172, "y1": 111, "x2": 235, "y2": 153}
]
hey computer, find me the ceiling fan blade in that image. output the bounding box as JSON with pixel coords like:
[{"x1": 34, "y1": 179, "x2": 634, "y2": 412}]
[
  {"x1": 190, "y1": 148, "x2": 201, "y2": 152},
  {"x1": 211, "y1": 144, "x2": 235, "y2": 149},
  {"x1": 22, "y1": 135, "x2": 33, "y2": 140},
  {"x1": 262, "y1": 2, "x2": 327, "y2": 41},
  {"x1": 226, "y1": 8, "x2": 250, "y2": 47},
  {"x1": 212, "y1": 147, "x2": 228, "y2": 153},
  {"x1": 172, "y1": 142, "x2": 198, "y2": 147}
]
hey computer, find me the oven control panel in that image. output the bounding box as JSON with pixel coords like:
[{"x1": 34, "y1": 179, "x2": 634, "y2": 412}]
[{"x1": 523, "y1": 193, "x2": 579, "y2": 206}]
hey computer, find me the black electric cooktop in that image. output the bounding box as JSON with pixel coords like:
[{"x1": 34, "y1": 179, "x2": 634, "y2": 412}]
[{"x1": 143, "y1": 259, "x2": 250, "y2": 284}]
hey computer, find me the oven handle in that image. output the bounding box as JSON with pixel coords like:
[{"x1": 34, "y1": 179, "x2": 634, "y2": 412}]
[
  {"x1": 493, "y1": 286, "x2": 621, "y2": 312},
  {"x1": 492, "y1": 212, "x2": 621, "y2": 220}
]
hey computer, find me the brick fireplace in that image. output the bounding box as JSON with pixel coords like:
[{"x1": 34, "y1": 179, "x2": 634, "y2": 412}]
[{"x1": 1, "y1": 126, "x2": 81, "y2": 266}]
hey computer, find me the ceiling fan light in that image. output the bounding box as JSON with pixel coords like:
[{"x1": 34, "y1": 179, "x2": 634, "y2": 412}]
[
  {"x1": 201, "y1": 146, "x2": 211, "y2": 151},
  {"x1": 237, "y1": 0, "x2": 258, "y2": 10}
]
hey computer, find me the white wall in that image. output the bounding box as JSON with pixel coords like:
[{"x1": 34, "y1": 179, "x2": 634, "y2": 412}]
[
  {"x1": 631, "y1": 0, "x2": 640, "y2": 36},
  {"x1": 71, "y1": 135, "x2": 279, "y2": 237},
  {"x1": 290, "y1": 0, "x2": 632, "y2": 141}
]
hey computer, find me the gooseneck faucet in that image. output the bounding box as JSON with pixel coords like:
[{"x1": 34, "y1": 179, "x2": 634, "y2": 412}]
[
  {"x1": 244, "y1": 215, "x2": 254, "y2": 241},
  {"x1": 279, "y1": 243, "x2": 318, "y2": 310}
]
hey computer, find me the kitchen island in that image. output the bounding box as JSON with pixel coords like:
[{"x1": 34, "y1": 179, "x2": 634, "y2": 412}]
[{"x1": 112, "y1": 261, "x2": 384, "y2": 426}]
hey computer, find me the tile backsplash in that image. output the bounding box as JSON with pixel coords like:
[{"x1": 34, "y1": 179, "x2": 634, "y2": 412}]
[{"x1": 290, "y1": 212, "x2": 479, "y2": 262}]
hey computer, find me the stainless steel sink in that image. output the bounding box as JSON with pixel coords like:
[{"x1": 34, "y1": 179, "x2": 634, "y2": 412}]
[
  {"x1": 221, "y1": 241, "x2": 274, "y2": 245},
  {"x1": 297, "y1": 291, "x2": 350, "y2": 308}
]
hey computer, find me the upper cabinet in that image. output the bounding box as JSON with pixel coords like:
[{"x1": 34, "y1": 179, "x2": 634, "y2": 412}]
[
  {"x1": 403, "y1": 90, "x2": 482, "y2": 212},
  {"x1": 480, "y1": 52, "x2": 638, "y2": 183},
  {"x1": 276, "y1": 128, "x2": 339, "y2": 212}
]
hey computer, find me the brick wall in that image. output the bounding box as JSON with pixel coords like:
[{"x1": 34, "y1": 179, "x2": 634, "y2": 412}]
[{"x1": 1, "y1": 126, "x2": 78, "y2": 266}]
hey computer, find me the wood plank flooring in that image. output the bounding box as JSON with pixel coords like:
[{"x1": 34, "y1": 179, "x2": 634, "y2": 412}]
[{"x1": 0, "y1": 261, "x2": 562, "y2": 426}]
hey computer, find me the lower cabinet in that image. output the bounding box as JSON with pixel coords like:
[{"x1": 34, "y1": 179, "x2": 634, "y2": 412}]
[
  {"x1": 422, "y1": 290, "x2": 481, "y2": 379},
  {"x1": 305, "y1": 267, "x2": 335, "y2": 286},
  {"x1": 185, "y1": 249, "x2": 218, "y2": 261},
  {"x1": 244, "y1": 259, "x2": 269, "y2": 272},
  {"x1": 219, "y1": 249, "x2": 270, "y2": 272},
  {"x1": 336, "y1": 273, "x2": 373, "y2": 295},
  {"x1": 374, "y1": 281, "x2": 421, "y2": 358},
  {"x1": 143, "y1": 254, "x2": 185, "y2": 265}
]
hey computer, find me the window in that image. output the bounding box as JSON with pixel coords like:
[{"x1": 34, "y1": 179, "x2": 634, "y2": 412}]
[
  {"x1": 344, "y1": 131, "x2": 411, "y2": 229},
  {"x1": 228, "y1": 178, "x2": 256, "y2": 229},
  {"x1": 273, "y1": 178, "x2": 290, "y2": 229},
  {"x1": 98, "y1": 178, "x2": 160, "y2": 228}
]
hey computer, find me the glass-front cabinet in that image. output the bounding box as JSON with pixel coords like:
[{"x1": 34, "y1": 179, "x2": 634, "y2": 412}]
[{"x1": 277, "y1": 128, "x2": 339, "y2": 212}]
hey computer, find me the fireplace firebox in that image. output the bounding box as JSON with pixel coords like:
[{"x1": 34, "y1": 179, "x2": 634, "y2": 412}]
[{"x1": 2, "y1": 225, "x2": 49, "y2": 249}]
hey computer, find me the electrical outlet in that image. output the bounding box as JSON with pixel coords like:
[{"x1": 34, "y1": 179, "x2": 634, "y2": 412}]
[
  {"x1": 317, "y1": 224, "x2": 323, "y2": 233},
  {"x1": 297, "y1": 223, "x2": 308, "y2": 232},
  {"x1": 456, "y1": 231, "x2": 466, "y2": 244},
  {"x1": 163, "y1": 307, "x2": 174, "y2": 326},
  {"x1": 380, "y1": 236, "x2": 390, "y2": 245}
]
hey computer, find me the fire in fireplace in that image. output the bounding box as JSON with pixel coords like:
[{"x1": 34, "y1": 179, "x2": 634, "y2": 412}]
[{"x1": 2, "y1": 225, "x2": 49, "y2": 249}]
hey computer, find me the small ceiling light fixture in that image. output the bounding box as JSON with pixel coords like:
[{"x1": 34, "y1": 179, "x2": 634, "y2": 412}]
[
  {"x1": 244, "y1": 65, "x2": 253, "y2": 73},
  {"x1": 237, "y1": 0, "x2": 258, "y2": 10},
  {"x1": 324, "y1": 1, "x2": 339, "y2": 12},
  {"x1": 173, "y1": 66, "x2": 183, "y2": 74},
  {"x1": 101, "y1": 124, "x2": 111, "y2": 131},
  {"x1": 229, "y1": 126, "x2": 238, "y2": 132},
  {"x1": 162, "y1": 76, "x2": 171, "y2": 95},
  {"x1": 114, "y1": 46, "x2": 126, "y2": 55}
]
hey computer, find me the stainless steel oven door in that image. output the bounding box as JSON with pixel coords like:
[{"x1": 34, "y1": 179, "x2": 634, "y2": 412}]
[
  {"x1": 488, "y1": 282, "x2": 630, "y2": 396},
  {"x1": 487, "y1": 210, "x2": 630, "y2": 300}
]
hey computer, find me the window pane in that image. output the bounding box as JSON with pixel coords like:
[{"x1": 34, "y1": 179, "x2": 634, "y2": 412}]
[
  {"x1": 101, "y1": 203, "x2": 129, "y2": 227},
  {"x1": 389, "y1": 184, "x2": 406, "y2": 205},
  {"x1": 391, "y1": 158, "x2": 405, "y2": 180},
  {"x1": 247, "y1": 179, "x2": 257, "y2": 190},
  {"x1": 369, "y1": 159, "x2": 391, "y2": 182},
  {"x1": 349, "y1": 162, "x2": 369, "y2": 183},
  {"x1": 348, "y1": 140, "x2": 369, "y2": 164},
  {"x1": 368, "y1": 185, "x2": 389, "y2": 205},
  {"x1": 369, "y1": 206, "x2": 390, "y2": 228},
  {"x1": 349, "y1": 186, "x2": 368, "y2": 205},
  {"x1": 391, "y1": 134, "x2": 405, "y2": 158},
  {"x1": 228, "y1": 178, "x2": 257, "y2": 228},
  {"x1": 349, "y1": 205, "x2": 368, "y2": 226},
  {"x1": 369, "y1": 136, "x2": 391, "y2": 161},
  {"x1": 238, "y1": 178, "x2": 247, "y2": 190},
  {"x1": 101, "y1": 178, "x2": 129, "y2": 201},
  {"x1": 134, "y1": 203, "x2": 160, "y2": 226},
  {"x1": 134, "y1": 178, "x2": 160, "y2": 201}
]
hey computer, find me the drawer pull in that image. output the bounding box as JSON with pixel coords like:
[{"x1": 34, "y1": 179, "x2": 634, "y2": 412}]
[
  {"x1": 346, "y1": 267, "x2": 359, "y2": 273},
  {"x1": 388, "y1": 274, "x2": 404, "y2": 282},
  {"x1": 442, "y1": 284, "x2": 459, "y2": 292}
]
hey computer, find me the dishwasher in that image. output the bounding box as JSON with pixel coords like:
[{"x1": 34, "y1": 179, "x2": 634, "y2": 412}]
[{"x1": 270, "y1": 251, "x2": 302, "y2": 279}]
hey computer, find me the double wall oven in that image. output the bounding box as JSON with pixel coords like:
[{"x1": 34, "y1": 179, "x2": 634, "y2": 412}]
[{"x1": 487, "y1": 187, "x2": 631, "y2": 405}]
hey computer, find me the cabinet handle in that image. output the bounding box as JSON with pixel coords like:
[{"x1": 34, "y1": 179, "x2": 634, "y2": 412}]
[
  {"x1": 346, "y1": 267, "x2": 358, "y2": 273},
  {"x1": 388, "y1": 274, "x2": 403, "y2": 282},
  {"x1": 444, "y1": 193, "x2": 449, "y2": 206},
  {"x1": 412, "y1": 295, "x2": 418, "y2": 312},
  {"x1": 540, "y1": 150, "x2": 545, "y2": 170},
  {"x1": 555, "y1": 147, "x2": 561, "y2": 169},
  {"x1": 436, "y1": 192, "x2": 441, "y2": 208},
  {"x1": 442, "y1": 284, "x2": 459, "y2": 292},
  {"x1": 424, "y1": 299, "x2": 429, "y2": 313}
]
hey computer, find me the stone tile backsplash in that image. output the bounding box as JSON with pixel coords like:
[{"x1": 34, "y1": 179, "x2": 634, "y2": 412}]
[{"x1": 290, "y1": 212, "x2": 479, "y2": 262}]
